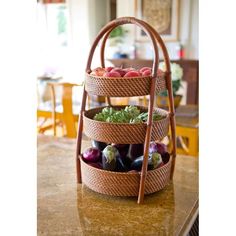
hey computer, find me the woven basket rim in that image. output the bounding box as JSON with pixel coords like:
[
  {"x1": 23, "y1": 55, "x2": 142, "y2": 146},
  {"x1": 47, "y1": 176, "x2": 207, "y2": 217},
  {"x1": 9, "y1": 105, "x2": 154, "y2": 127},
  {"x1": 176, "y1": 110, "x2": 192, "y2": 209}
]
[
  {"x1": 83, "y1": 105, "x2": 170, "y2": 126},
  {"x1": 79, "y1": 154, "x2": 172, "y2": 176},
  {"x1": 86, "y1": 72, "x2": 152, "y2": 79},
  {"x1": 85, "y1": 71, "x2": 166, "y2": 79}
]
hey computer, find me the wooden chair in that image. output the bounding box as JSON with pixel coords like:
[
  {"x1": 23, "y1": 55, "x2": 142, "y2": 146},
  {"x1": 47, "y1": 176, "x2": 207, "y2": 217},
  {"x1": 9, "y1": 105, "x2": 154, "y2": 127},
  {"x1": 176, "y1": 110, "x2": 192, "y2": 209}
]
[
  {"x1": 110, "y1": 97, "x2": 130, "y2": 106},
  {"x1": 138, "y1": 99, "x2": 199, "y2": 156},
  {"x1": 37, "y1": 82, "x2": 89, "y2": 138},
  {"x1": 167, "y1": 105, "x2": 198, "y2": 156}
]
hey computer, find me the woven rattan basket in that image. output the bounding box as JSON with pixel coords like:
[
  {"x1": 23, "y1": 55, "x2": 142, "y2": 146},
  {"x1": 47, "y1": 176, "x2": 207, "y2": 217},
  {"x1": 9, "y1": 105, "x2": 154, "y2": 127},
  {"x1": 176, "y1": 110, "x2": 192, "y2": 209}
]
[
  {"x1": 83, "y1": 106, "x2": 170, "y2": 144},
  {"x1": 85, "y1": 71, "x2": 166, "y2": 97},
  {"x1": 80, "y1": 154, "x2": 172, "y2": 196},
  {"x1": 76, "y1": 17, "x2": 177, "y2": 204}
]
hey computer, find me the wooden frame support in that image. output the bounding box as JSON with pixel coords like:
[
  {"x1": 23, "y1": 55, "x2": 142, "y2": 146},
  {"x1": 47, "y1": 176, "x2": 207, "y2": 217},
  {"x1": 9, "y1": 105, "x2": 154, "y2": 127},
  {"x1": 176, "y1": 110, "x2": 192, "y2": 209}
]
[{"x1": 75, "y1": 17, "x2": 176, "y2": 204}]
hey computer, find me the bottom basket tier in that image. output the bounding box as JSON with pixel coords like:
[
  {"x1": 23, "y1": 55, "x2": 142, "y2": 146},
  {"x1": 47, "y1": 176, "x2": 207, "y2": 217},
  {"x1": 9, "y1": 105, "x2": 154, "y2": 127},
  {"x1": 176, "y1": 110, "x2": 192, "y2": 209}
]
[{"x1": 79, "y1": 155, "x2": 172, "y2": 197}]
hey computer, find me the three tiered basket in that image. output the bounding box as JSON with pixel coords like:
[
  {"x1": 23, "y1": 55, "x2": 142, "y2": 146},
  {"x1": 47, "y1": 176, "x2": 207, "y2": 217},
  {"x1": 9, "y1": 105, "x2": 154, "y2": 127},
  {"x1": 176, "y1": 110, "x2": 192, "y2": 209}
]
[{"x1": 76, "y1": 17, "x2": 177, "y2": 204}]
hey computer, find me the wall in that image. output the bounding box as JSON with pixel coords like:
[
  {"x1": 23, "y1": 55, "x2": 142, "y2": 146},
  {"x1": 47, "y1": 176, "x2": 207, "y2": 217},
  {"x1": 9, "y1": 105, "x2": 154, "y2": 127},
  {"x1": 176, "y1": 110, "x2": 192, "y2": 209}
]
[
  {"x1": 116, "y1": 0, "x2": 199, "y2": 60},
  {"x1": 66, "y1": 0, "x2": 91, "y2": 82},
  {"x1": 66, "y1": 0, "x2": 198, "y2": 82},
  {"x1": 88, "y1": 0, "x2": 110, "y2": 44},
  {"x1": 188, "y1": 0, "x2": 199, "y2": 58}
]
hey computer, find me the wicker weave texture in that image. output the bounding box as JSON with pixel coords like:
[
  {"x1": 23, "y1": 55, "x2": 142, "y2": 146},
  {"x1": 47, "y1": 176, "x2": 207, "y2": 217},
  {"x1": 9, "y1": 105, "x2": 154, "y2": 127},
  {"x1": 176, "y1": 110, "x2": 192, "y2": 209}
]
[
  {"x1": 85, "y1": 73, "x2": 167, "y2": 97},
  {"x1": 83, "y1": 106, "x2": 170, "y2": 144},
  {"x1": 80, "y1": 155, "x2": 171, "y2": 196}
]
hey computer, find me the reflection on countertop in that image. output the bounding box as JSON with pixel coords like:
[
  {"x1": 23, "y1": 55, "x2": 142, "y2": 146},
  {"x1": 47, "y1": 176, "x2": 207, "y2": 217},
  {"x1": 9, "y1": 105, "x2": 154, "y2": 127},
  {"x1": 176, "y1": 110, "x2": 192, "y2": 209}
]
[{"x1": 37, "y1": 134, "x2": 198, "y2": 236}]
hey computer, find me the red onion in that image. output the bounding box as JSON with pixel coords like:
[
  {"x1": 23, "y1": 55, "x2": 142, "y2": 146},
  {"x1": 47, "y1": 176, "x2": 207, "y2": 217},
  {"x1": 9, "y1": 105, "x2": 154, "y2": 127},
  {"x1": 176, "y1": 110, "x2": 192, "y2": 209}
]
[
  {"x1": 149, "y1": 142, "x2": 167, "y2": 155},
  {"x1": 82, "y1": 147, "x2": 101, "y2": 163}
]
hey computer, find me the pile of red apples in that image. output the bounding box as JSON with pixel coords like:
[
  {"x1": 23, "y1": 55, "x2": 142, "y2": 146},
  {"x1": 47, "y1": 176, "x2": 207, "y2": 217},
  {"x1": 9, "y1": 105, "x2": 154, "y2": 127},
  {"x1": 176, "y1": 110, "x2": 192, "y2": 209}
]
[{"x1": 90, "y1": 66, "x2": 162, "y2": 78}]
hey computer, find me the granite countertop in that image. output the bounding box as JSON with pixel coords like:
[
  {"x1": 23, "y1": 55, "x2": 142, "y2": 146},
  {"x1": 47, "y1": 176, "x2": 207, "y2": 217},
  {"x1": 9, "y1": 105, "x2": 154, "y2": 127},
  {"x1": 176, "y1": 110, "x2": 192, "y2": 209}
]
[{"x1": 37, "y1": 135, "x2": 198, "y2": 236}]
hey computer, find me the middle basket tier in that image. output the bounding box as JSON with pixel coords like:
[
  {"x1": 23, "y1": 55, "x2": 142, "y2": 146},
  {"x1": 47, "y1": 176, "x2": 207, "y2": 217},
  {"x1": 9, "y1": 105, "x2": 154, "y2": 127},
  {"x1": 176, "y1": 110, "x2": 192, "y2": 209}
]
[
  {"x1": 83, "y1": 106, "x2": 170, "y2": 144},
  {"x1": 85, "y1": 72, "x2": 167, "y2": 97}
]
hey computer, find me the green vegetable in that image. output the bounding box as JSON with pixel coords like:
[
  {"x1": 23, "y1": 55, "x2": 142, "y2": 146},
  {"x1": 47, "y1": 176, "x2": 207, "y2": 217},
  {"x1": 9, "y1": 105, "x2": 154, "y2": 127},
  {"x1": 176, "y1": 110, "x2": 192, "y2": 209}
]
[
  {"x1": 102, "y1": 145, "x2": 118, "y2": 171},
  {"x1": 124, "y1": 106, "x2": 140, "y2": 119},
  {"x1": 138, "y1": 112, "x2": 163, "y2": 122},
  {"x1": 130, "y1": 117, "x2": 142, "y2": 124},
  {"x1": 93, "y1": 105, "x2": 165, "y2": 123},
  {"x1": 102, "y1": 107, "x2": 116, "y2": 116}
]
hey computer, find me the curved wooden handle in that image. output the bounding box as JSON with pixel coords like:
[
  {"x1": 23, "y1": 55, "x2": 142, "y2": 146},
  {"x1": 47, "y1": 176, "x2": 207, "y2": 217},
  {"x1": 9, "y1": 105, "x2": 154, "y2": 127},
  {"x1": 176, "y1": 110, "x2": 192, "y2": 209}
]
[
  {"x1": 100, "y1": 19, "x2": 171, "y2": 73},
  {"x1": 100, "y1": 19, "x2": 177, "y2": 179},
  {"x1": 140, "y1": 20, "x2": 177, "y2": 179},
  {"x1": 86, "y1": 17, "x2": 159, "y2": 78},
  {"x1": 77, "y1": 17, "x2": 176, "y2": 204}
]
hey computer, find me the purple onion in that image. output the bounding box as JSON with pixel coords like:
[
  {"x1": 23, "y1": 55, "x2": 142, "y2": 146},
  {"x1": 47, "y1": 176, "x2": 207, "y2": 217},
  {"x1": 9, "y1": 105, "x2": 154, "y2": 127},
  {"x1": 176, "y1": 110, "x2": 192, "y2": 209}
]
[
  {"x1": 149, "y1": 142, "x2": 167, "y2": 155},
  {"x1": 82, "y1": 147, "x2": 101, "y2": 163}
]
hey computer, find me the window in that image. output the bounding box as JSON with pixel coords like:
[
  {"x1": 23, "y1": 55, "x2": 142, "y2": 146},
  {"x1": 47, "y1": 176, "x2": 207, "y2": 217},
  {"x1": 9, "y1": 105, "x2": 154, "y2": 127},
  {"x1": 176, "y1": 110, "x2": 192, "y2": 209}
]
[{"x1": 37, "y1": 2, "x2": 70, "y2": 77}]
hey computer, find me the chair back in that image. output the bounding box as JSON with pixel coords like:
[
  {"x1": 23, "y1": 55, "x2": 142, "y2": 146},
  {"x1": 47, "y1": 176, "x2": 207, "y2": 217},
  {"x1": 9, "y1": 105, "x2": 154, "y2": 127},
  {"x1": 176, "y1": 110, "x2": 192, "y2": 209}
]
[{"x1": 48, "y1": 82, "x2": 82, "y2": 138}]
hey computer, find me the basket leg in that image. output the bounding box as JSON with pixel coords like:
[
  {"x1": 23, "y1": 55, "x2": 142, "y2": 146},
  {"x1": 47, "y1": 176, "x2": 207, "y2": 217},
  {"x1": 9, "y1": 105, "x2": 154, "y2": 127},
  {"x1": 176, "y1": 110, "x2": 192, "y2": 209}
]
[
  {"x1": 170, "y1": 114, "x2": 177, "y2": 179},
  {"x1": 106, "y1": 96, "x2": 111, "y2": 106},
  {"x1": 76, "y1": 86, "x2": 87, "y2": 183},
  {"x1": 137, "y1": 125, "x2": 153, "y2": 204},
  {"x1": 76, "y1": 154, "x2": 82, "y2": 183},
  {"x1": 137, "y1": 76, "x2": 157, "y2": 204},
  {"x1": 141, "y1": 20, "x2": 177, "y2": 179},
  {"x1": 166, "y1": 72, "x2": 177, "y2": 179}
]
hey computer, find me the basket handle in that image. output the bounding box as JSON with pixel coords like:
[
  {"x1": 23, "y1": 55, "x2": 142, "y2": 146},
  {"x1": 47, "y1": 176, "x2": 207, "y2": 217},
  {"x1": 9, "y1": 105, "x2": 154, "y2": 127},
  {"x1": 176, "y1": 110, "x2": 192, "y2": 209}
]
[
  {"x1": 79, "y1": 17, "x2": 175, "y2": 204},
  {"x1": 100, "y1": 20, "x2": 177, "y2": 179},
  {"x1": 86, "y1": 17, "x2": 159, "y2": 78},
  {"x1": 139, "y1": 20, "x2": 177, "y2": 179}
]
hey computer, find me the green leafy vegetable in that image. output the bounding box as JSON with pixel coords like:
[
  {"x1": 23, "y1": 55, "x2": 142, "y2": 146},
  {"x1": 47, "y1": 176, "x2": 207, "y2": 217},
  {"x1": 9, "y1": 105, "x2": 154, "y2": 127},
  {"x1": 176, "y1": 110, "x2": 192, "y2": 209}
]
[
  {"x1": 93, "y1": 106, "x2": 165, "y2": 123},
  {"x1": 130, "y1": 117, "x2": 143, "y2": 124},
  {"x1": 124, "y1": 106, "x2": 140, "y2": 119}
]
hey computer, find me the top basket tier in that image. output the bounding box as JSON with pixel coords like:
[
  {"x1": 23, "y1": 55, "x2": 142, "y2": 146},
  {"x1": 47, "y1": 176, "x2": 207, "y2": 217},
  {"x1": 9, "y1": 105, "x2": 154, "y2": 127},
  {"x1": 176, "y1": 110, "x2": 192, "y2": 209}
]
[{"x1": 85, "y1": 71, "x2": 167, "y2": 97}]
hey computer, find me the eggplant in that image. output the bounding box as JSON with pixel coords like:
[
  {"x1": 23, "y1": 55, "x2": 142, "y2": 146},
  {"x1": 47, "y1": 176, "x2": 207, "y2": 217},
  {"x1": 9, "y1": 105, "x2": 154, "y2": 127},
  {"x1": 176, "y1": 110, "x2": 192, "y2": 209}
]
[
  {"x1": 112, "y1": 144, "x2": 130, "y2": 158},
  {"x1": 126, "y1": 144, "x2": 144, "y2": 161},
  {"x1": 149, "y1": 141, "x2": 167, "y2": 155},
  {"x1": 82, "y1": 147, "x2": 101, "y2": 163},
  {"x1": 130, "y1": 155, "x2": 152, "y2": 171},
  {"x1": 130, "y1": 152, "x2": 163, "y2": 171},
  {"x1": 122, "y1": 156, "x2": 132, "y2": 170},
  {"x1": 91, "y1": 140, "x2": 107, "y2": 151},
  {"x1": 151, "y1": 153, "x2": 163, "y2": 169},
  {"x1": 115, "y1": 156, "x2": 129, "y2": 172},
  {"x1": 102, "y1": 145, "x2": 118, "y2": 171},
  {"x1": 88, "y1": 162, "x2": 103, "y2": 169},
  {"x1": 128, "y1": 170, "x2": 138, "y2": 173},
  {"x1": 161, "y1": 152, "x2": 170, "y2": 164}
]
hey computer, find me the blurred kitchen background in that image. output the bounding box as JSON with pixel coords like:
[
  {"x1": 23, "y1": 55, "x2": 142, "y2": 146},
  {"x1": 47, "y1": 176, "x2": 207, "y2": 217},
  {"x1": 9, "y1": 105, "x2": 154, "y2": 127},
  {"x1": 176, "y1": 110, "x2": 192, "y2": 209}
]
[
  {"x1": 37, "y1": 0, "x2": 199, "y2": 157},
  {"x1": 36, "y1": 0, "x2": 198, "y2": 82}
]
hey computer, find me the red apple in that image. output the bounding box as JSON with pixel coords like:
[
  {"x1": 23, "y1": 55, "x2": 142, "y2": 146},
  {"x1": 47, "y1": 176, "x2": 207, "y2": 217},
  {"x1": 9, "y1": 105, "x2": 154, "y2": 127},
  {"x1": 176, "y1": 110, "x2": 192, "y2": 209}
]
[
  {"x1": 124, "y1": 70, "x2": 141, "y2": 77},
  {"x1": 111, "y1": 68, "x2": 126, "y2": 77},
  {"x1": 105, "y1": 67, "x2": 114, "y2": 72},
  {"x1": 139, "y1": 67, "x2": 152, "y2": 73},
  {"x1": 103, "y1": 71, "x2": 121, "y2": 77},
  {"x1": 142, "y1": 69, "x2": 152, "y2": 76},
  {"x1": 123, "y1": 67, "x2": 136, "y2": 72},
  {"x1": 90, "y1": 67, "x2": 106, "y2": 76}
]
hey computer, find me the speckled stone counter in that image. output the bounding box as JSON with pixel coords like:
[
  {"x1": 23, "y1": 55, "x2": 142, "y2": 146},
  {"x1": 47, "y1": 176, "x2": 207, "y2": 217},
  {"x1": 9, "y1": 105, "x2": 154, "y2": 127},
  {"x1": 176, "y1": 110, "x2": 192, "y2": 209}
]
[{"x1": 37, "y1": 135, "x2": 198, "y2": 236}]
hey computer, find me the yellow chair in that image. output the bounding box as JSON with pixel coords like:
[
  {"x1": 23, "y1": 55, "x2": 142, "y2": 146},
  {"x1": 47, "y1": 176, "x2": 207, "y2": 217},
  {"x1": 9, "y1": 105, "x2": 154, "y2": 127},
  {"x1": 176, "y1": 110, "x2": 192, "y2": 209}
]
[
  {"x1": 139, "y1": 98, "x2": 199, "y2": 156},
  {"x1": 109, "y1": 97, "x2": 129, "y2": 106},
  {"x1": 37, "y1": 82, "x2": 89, "y2": 138},
  {"x1": 168, "y1": 105, "x2": 198, "y2": 157},
  {"x1": 175, "y1": 126, "x2": 198, "y2": 156}
]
